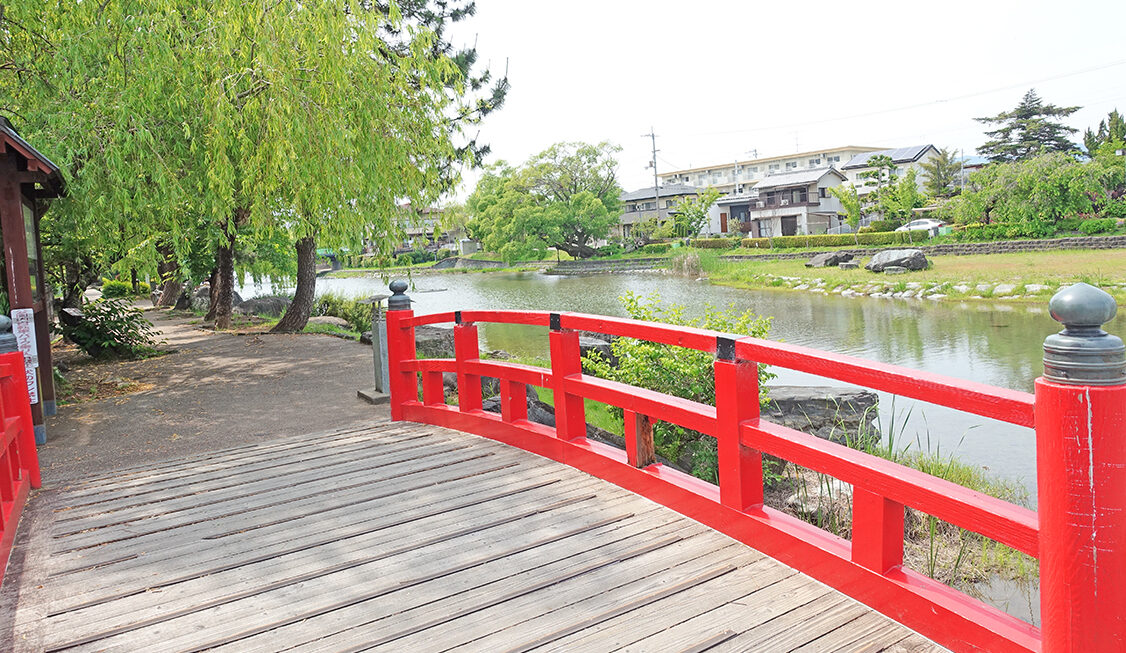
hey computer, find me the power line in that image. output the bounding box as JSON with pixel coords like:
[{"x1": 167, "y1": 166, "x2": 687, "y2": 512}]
[{"x1": 684, "y1": 58, "x2": 1126, "y2": 138}]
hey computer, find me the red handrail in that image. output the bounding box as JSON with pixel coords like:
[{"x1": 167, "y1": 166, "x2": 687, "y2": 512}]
[
  {"x1": 387, "y1": 305, "x2": 1124, "y2": 653},
  {"x1": 0, "y1": 350, "x2": 41, "y2": 588}
]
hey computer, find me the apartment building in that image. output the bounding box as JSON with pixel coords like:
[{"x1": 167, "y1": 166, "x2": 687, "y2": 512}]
[{"x1": 658, "y1": 145, "x2": 881, "y2": 198}]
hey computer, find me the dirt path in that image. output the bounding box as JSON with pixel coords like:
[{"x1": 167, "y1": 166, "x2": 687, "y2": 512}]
[{"x1": 40, "y1": 309, "x2": 382, "y2": 484}]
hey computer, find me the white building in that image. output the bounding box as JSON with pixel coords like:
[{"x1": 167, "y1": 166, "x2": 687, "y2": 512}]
[
  {"x1": 840, "y1": 145, "x2": 939, "y2": 195},
  {"x1": 658, "y1": 145, "x2": 882, "y2": 199}
]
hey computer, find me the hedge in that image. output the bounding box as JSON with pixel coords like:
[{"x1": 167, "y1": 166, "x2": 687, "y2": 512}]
[
  {"x1": 1078, "y1": 218, "x2": 1118, "y2": 235},
  {"x1": 101, "y1": 279, "x2": 152, "y2": 297},
  {"x1": 739, "y1": 231, "x2": 921, "y2": 249},
  {"x1": 640, "y1": 243, "x2": 671, "y2": 254},
  {"x1": 690, "y1": 238, "x2": 740, "y2": 249}
]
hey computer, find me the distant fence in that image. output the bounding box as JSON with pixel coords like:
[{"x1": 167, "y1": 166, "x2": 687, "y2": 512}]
[{"x1": 0, "y1": 350, "x2": 41, "y2": 587}]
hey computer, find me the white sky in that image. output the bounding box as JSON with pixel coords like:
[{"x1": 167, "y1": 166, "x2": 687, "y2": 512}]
[{"x1": 447, "y1": 0, "x2": 1126, "y2": 199}]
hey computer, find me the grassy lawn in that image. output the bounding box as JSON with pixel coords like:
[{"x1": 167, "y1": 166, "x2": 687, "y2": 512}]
[{"x1": 705, "y1": 248, "x2": 1126, "y2": 302}]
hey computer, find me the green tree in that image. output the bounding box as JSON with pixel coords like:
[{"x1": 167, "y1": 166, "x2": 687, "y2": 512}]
[
  {"x1": 940, "y1": 152, "x2": 1116, "y2": 231},
  {"x1": 976, "y1": 89, "x2": 1080, "y2": 162},
  {"x1": 663, "y1": 187, "x2": 721, "y2": 238},
  {"x1": 467, "y1": 142, "x2": 623, "y2": 261},
  {"x1": 1, "y1": 1, "x2": 498, "y2": 331},
  {"x1": 1084, "y1": 109, "x2": 1126, "y2": 155},
  {"x1": 827, "y1": 184, "x2": 862, "y2": 244},
  {"x1": 918, "y1": 147, "x2": 963, "y2": 198}
]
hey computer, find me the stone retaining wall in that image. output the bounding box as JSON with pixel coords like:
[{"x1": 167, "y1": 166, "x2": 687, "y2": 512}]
[
  {"x1": 722, "y1": 235, "x2": 1126, "y2": 262},
  {"x1": 543, "y1": 257, "x2": 669, "y2": 274}
]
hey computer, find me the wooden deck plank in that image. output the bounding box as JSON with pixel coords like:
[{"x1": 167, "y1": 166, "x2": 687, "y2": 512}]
[
  {"x1": 50, "y1": 437, "x2": 480, "y2": 534},
  {"x1": 233, "y1": 516, "x2": 698, "y2": 653},
  {"x1": 5, "y1": 421, "x2": 943, "y2": 653},
  {"x1": 45, "y1": 465, "x2": 589, "y2": 603},
  {"x1": 51, "y1": 426, "x2": 443, "y2": 518},
  {"x1": 43, "y1": 490, "x2": 642, "y2": 639},
  {"x1": 559, "y1": 564, "x2": 819, "y2": 652},
  {"x1": 49, "y1": 449, "x2": 514, "y2": 553},
  {"x1": 63, "y1": 507, "x2": 665, "y2": 652}
]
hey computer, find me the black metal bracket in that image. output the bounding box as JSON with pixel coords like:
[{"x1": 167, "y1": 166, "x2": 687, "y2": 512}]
[
  {"x1": 549, "y1": 313, "x2": 561, "y2": 331},
  {"x1": 716, "y1": 336, "x2": 736, "y2": 361},
  {"x1": 454, "y1": 310, "x2": 462, "y2": 325}
]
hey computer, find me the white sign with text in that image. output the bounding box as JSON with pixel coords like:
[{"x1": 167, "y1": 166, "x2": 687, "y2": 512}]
[{"x1": 11, "y1": 308, "x2": 39, "y2": 404}]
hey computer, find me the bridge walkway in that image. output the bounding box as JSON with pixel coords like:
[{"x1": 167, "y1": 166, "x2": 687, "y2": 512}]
[{"x1": 6, "y1": 419, "x2": 944, "y2": 652}]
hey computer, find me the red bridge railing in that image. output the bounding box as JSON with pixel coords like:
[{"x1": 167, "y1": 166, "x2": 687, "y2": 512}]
[
  {"x1": 383, "y1": 281, "x2": 1126, "y2": 653},
  {"x1": 0, "y1": 350, "x2": 41, "y2": 586}
]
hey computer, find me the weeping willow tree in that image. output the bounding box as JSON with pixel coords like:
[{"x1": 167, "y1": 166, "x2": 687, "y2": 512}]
[{"x1": 1, "y1": 1, "x2": 500, "y2": 329}]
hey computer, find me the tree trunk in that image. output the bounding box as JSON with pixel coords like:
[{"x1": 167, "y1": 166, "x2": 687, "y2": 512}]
[
  {"x1": 130, "y1": 267, "x2": 139, "y2": 294},
  {"x1": 156, "y1": 242, "x2": 181, "y2": 308},
  {"x1": 271, "y1": 236, "x2": 317, "y2": 333},
  {"x1": 213, "y1": 241, "x2": 235, "y2": 329},
  {"x1": 204, "y1": 267, "x2": 219, "y2": 321}
]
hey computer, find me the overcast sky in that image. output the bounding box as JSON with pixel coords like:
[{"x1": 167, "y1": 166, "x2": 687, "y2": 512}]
[{"x1": 446, "y1": 0, "x2": 1126, "y2": 199}]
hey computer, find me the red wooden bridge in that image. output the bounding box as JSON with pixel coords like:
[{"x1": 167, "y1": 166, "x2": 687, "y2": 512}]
[{"x1": 1, "y1": 281, "x2": 1123, "y2": 652}]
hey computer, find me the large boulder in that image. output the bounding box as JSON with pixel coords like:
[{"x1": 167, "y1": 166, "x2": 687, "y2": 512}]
[
  {"x1": 865, "y1": 249, "x2": 928, "y2": 272},
  {"x1": 415, "y1": 325, "x2": 455, "y2": 359},
  {"x1": 234, "y1": 295, "x2": 290, "y2": 317},
  {"x1": 307, "y1": 315, "x2": 350, "y2": 328},
  {"x1": 579, "y1": 336, "x2": 616, "y2": 366},
  {"x1": 763, "y1": 385, "x2": 879, "y2": 447},
  {"x1": 805, "y1": 252, "x2": 854, "y2": 268},
  {"x1": 191, "y1": 284, "x2": 244, "y2": 312}
]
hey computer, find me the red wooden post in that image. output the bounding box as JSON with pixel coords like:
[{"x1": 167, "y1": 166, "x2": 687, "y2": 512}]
[
  {"x1": 454, "y1": 319, "x2": 482, "y2": 413},
  {"x1": 385, "y1": 280, "x2": 416, "y2": 421},
  {"x1": 1036, "y1": 283, "x2": 1126, "y2": 653},
  {"x1": 851, "y1": 488, "x2": 905, "y2": 573},
  {"x1": 421, "y1": 372, "x2": 444, "y2": 406},
  {"x1": 713, "y1": 337, "x2": 763, "y2": 510},
  {"x1": 500, "y1": 380, "x2": 527, "y2": 423},
  {"x1": 548, "y1": 314, "x2": 586, "y2": 441},
  {"x1": 623, "y1": 409, "x2": 655, "y2": 468}
]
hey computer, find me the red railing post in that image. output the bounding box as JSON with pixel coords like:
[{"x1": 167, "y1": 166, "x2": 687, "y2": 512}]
[
  {"x1": 1, "y1": 353, "x2": 39, "y2": 489},
  {"x1": 454, "y1": 317, "x2": 482, "y2": 413},
  {"x1": 385, "y1": 280, "x2": 416, "y2": 421},
  {"x1": 713, "y1": 337, "x2": 763, "y2": 510},
  {"x1": 1036, "y1": 283, "x2": 1126, "y2": 653},
  {"x1": 548, "y1": 314, "x2": 586, "y2": 441}
]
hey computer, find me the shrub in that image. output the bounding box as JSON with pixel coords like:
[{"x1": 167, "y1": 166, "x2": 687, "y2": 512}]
[
  {"x1": 100, "y1": 280, "x2": 132, "y2": 298},
  {"x1": 868, "y1": 219, "x2": 902, "y2": 232},
  {"x1": 584, "y1": 293, "x2": 774, "y2": 484},
  {"x1": 315, "y1": 293, "x2": 370, "y2": 331},
  {"x1": 62, "y1": 298, "x2": 161, "y2": 359},
  {"x1": 739, "y1": 231, "x2": 917, "y2": 249},
  {"x1": 395, "y1": 254, "x2": 413, "y2": 267},
  {"x1": 640, "y1": 243, "x2": 671, "y2": 254},
  {"x1": 1078, "y1": 218, "x2": 1117, "y2": 235},
  {"x1": 436, "y1": 249, "x2": 452, "y2": 260},
  {"x1": 1055, "y1": 217, "x2": 1083, "y2": 232},
  {"x1": 691, "y1": 238, "x2": 739, "y2": 249},
  {"x1": 857, "y1": 226, "x2": 875, "y2": 234},
  {"x1": 596, "y1": 243, "x2": 624, "y2": 257}
]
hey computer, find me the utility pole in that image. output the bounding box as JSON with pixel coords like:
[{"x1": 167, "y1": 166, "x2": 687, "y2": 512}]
[
  {"x1": 643, "y1": 127, "x2": 660, "y2": 227},
  {"x1": 960, "y1": 148, "x2": 966, "y2": 192}
]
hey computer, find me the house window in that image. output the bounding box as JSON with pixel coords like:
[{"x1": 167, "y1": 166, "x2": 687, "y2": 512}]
[
  {"x1": 809, "y1": 158, "x2": 821, "y2": 166},
  {"x1": 749, "y1": 166, "x2": 758, "y2": 173},
  {"x1": 666, "y1": 200, "x2": 674, "y2": 208},
  {"x1": 819, "y1": 188, "x2": 828, "y2": 199},
  {"x1": 768, "y1": 163, "x2": 780, "y2": 172},
  {"x1": 786, "y1": 161, "x2": 798, "y2": 170},
  {"x1": 826, "y1": 155, "x2": 841, "y2": 164}
]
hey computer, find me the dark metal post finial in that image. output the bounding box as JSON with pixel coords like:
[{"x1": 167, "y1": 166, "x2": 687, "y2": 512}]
[
  {"x1": 1043, "y1": 282, "x2": 1125, "y2": 385},
  {"x1": 387, "y1": 279, "x2": 411, "y2": 311}
]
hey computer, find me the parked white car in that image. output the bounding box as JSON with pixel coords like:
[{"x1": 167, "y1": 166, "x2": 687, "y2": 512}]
[{"x1": 895, "y1": 219, "x2": 945, "y2": 234}]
